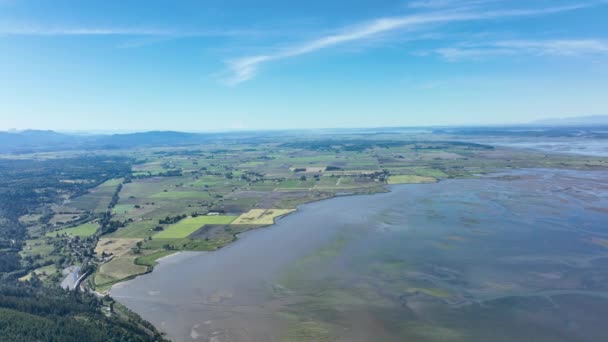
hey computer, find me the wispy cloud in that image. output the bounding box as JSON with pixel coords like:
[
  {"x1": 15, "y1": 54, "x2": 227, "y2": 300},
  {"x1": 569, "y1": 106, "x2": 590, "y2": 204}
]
[
  {"x1": 224, "y1": 2, "x2": 598, "y2": 85},
  {"x1": 436, "y1": 39, "x2": 608, "y2": 60}
]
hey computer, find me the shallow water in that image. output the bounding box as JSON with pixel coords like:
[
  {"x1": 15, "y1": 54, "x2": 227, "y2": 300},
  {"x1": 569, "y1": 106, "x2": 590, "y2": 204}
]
[
  {"x1": 470, "y1": 137, "x2": 608, "y2": 156},
  {"x1": 112, "y1": 169, "x2": 608, "y2": 341}
]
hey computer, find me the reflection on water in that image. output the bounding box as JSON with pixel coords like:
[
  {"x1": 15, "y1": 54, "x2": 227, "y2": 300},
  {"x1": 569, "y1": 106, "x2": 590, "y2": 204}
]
[
  {"x1": 470, "y1": 138, "x2": 608, "y2": 157},
  {"x1": 112, "y1": 169, "x2": 608, "y2": 341}
]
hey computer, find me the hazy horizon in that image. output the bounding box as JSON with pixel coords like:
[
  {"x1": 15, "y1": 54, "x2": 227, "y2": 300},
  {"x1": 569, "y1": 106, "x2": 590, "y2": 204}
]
[{"x1": 2, "y1": 113, "x2": 608, "y2": 135}]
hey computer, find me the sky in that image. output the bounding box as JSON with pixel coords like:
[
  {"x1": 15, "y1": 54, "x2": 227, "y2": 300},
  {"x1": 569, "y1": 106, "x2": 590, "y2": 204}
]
[{"x1": 0, "y1": 0, "x2": 607, "y2": 131}]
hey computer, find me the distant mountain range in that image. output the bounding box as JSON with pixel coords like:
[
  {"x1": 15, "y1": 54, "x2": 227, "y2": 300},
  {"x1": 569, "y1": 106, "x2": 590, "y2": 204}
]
[
  {"x1": 1, "y1": 119, "x2": 608, "y2": 154},
  {"x1": 0, "y1": 130, "x2": 219, "y2": 153}
]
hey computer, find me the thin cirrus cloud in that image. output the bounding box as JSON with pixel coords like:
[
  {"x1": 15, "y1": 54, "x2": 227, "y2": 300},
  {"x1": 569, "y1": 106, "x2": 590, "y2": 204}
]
[
  {"x1": 436, "y1": 39, "x2": 608, "y2": 60},
  {"x1": 224, "y1": 2, "x2": 600, "y2": 85}
]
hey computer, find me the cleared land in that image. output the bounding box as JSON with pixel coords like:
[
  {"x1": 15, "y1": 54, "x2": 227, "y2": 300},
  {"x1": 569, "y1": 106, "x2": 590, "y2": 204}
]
[
  {"x1": 95, "y1": 238, "x2": 142, "y2": 257},
  {"x1": 135, "y1": 250, "x2": 176, "y2": 267},
  {"x1": 153, "y1": 215, "x2": 237, "y2": 239},
  {"x1": 95, "y1": 256, "x2": 148, "y2": 286},
  {"x1": 388, "y1": 175, "x2": 437, "y2": 184},
  {"x1": 108, "y1": 221, "x2": 159, "y2": 239},
  {"x1": 232, "y1": 209, "x2": 295, "y2": 225},
  {"x1": 67, "y1": 178, "x2": 122, "y2": 212},
  {"x1": 19, "y1": 264, "x2": 58, "y2": 282},
  {"x1": 46, "y1": 222, "x2": 99, "y2": 238},
  {"x1": 150, "y1": 191, "x2": 211, "y2": 199}
]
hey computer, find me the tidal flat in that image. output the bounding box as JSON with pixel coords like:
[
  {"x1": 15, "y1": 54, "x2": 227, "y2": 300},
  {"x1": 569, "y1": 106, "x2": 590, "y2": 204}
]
[{"x1": 112, "y1": 169, "x2": 608, "y2": 342}]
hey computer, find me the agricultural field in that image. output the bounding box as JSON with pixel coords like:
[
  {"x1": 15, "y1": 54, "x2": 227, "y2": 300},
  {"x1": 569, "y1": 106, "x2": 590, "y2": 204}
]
[
  {"x1": 66, "y1": 178, "x2": 122, "y2": 212},
  {"x1": 95, "y1": 256, "x2": 148, "y2": 287},
  {"x1": 108, "y1": 221, "x2": 159, "y2": 239},
  {"x1": 21, "y1": 238, "x2": 55, "y2": 258},
  {"x1": 46, "y1": 222, "x2": 99, "y2": 237},
  {"x1": 19, "y1": 264, "x2": 59, "y2": 282},
  {"x1": 232, "y1": 209, "x2": 296, "y2": 225},
  {"x1": 95, "y1": 238, "x2": 143, "y2": 257},
  {"x1": 9, "y1": 132, "x2": 600, "y2": 293},
  {"x1": 153, "y1": 215, "x2": 237, "y2": 239},
  {"x1": 387, "y1": 175, "x2": 438, "y2": 184},
  {"x1": 134, "y1": 250, "x2": 176, "y2": 267}
]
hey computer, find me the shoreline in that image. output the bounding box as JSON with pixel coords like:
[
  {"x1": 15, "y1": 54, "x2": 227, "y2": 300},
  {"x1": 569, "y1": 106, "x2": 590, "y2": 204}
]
[
  {"x1": 108, "y1": 167, "x2": 608, "y2": 341},
  {"x1": 108, "y1": 185, "x2": 392, "y2": 294},
  {"x1": 106, "y1": 167, "x2": 607, "y2": 294}
]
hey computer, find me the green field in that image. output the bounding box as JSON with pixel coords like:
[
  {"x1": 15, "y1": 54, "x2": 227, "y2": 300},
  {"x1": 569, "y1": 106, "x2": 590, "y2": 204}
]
[
  {"x1": 46, "y1": 222, "x2": 99, "y2": 237},
  {"x1": 95, "y1": 256, "x2": 148, "y2": 286},
  {"x1": 153, "y1": 215, "x2": 237, "y2": 239},
  {"x1": 387, "y1": 175, "x2": 437, "y2": 184},
  {"x1": 112, "y1": 204, "x2": 134, "y2": 214},
  {"x1": 135, "y1": 250, "x2": 177, "y2": 267},
  {"x1": 19, "y1": 264, "x2": 58, "y2": 282},
  {"x1": 150, "y1": 191, "x2": 211, "y2": 199},
  {"x1": 109, "y1": 221, "x2": 159, "y2": 239},
  {"x1": 16, "y1": 133, "x2": 606, "y2": 296}
]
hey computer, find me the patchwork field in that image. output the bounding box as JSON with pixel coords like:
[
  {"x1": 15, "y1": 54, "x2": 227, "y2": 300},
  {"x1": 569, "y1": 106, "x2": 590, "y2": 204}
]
[
  {"x1": 19, "y1": 264, "x2": 58, "y2": 282},
  {"x1": 232, "y1": 209, "x2": 296, "y2": 225},
  {"x1": 46, "y1": 222, "x2": 99, "y2": 237},
  {"x1": 153, "y1": 215, "x2": 237, "y2": 239},
  {"x1": 66, "y1": 178, "x2": 122, "y2": 212},
  {"x1": 108, "y1": 221, "x2": 159, "y2": 239},
  {"x1": 37, "y1": 135, "x2": 604, "y2": 296},
  {"x1": 150, "y1": 191, "x2": 211, "y2": 199},
  {"x1": 388, "y1": 175, "x2": 438, "y2": 184},
  {"x1": 95, "y1": 238, "x2": 143, "y2": 257},
  {"x1": 135, "y1": 250, "x2": 177, "y2": 267},
  {"x1": 95, "y1": 256, "x2": 148, "y2": 286}
]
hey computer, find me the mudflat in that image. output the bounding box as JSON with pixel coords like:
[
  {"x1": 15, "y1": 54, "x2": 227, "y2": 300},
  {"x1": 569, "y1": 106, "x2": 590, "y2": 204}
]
[{"x1": 112, "y1": 169, "x2": 608, "y2": 342}]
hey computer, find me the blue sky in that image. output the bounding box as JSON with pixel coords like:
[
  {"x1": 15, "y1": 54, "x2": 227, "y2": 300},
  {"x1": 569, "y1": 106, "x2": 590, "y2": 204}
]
[{"x1": 1, "y1": 0, "x2": 607, "y2": 131}]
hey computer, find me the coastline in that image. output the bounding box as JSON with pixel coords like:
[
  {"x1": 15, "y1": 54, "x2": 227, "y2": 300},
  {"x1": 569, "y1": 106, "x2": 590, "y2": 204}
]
[
  {"x1": 108, "y1": 185, "x2": 392, "y2": 294},
  {"x1": 108, "y1": 167, "x2": 608, "y2": 341},
  {"x1": 105, "y1": 165, "x2": 589, "y2": 294},
  {"x1": 105, "y1": 165, "x2": 608, "y2": 294}
]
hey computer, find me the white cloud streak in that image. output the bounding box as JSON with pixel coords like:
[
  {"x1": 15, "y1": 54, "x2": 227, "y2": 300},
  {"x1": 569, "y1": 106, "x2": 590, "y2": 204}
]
[
  {"x1": 436, "y1": 39, "x2": 608, "y2": 60},
  {"x1": 224, "y1": 3, "x2": 598, "y2": 85}
]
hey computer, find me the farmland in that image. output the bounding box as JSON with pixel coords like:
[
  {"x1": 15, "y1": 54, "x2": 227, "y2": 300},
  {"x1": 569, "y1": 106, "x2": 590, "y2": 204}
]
[
  {"x1": 46, "y1": 222, "x2": 99, "y2": 237},
  {"x1": 232, "y1": 209, "x2": 295, "y2": 225},
  {"x1": 1, "y1": 129, "x2": 608, "y2": 341},
  {"x1": 388, "y1": 175, "x2": 437, "y2": 184},
  {"x1": 153, "y1": 215, "x2": 237, "y2": 239},
  {"x1": 4, "y1": 131, "x2": 608, "y2": 295},
  {"x1": 95, "y1": 256, "x2": 148, "y2": 287},
  {"x1": 77, "y1": 136, "x2": 607, "y2": 291}
]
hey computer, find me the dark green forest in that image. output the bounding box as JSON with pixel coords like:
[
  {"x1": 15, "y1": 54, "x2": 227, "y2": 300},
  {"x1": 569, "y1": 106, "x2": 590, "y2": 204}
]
[{"x1": 0, "y1": 284, "x2": 164, "y2": 342}]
